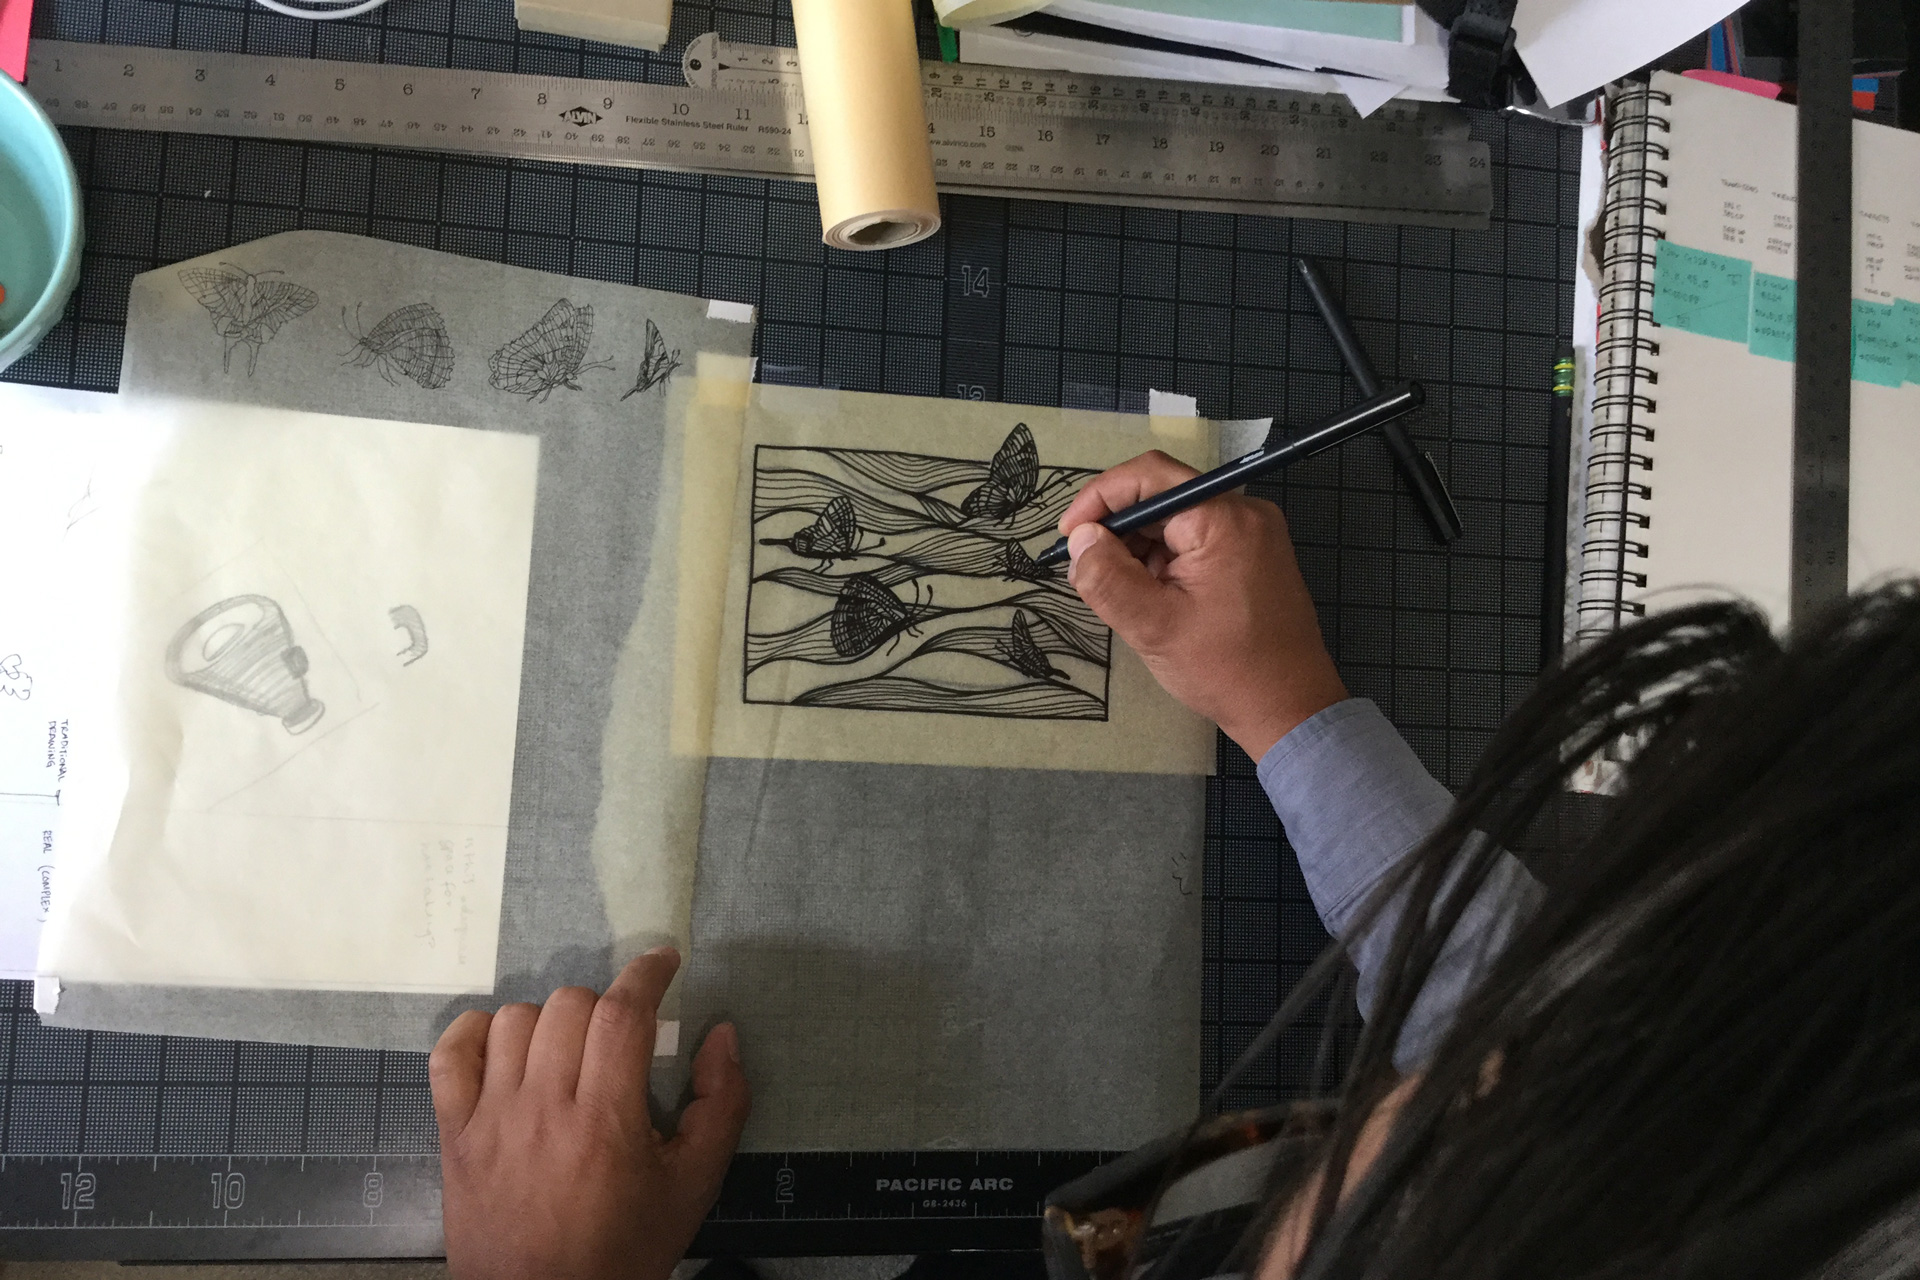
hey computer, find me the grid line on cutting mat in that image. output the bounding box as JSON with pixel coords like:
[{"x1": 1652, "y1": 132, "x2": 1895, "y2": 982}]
[{"x1": 6, "y1": 0, "x2": 1581, "y2": 1143}]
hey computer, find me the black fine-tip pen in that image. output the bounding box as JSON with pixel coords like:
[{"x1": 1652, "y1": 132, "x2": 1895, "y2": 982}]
[
  {"x1": 1032, "y1": 384, "x2": 1425, "y2": 569},
  {"x1": 1294, "y1": 257, "x2": 1463, "y2": 545}
]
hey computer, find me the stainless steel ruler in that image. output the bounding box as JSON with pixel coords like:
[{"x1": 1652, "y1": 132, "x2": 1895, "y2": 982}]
[{"x1": 26, "y1": 38, "x2": 1491, "y2": 227}]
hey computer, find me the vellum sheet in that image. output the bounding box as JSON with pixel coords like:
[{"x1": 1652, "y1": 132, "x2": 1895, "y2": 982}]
[
  {"x1": 701, "y1": 385, "x2": 1217, "y2": 776},
  {"x1": 39, "y1": 401, "x2": 537, "y2": 992}
]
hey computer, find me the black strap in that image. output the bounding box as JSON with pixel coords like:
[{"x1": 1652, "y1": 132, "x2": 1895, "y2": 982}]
[{"x1": 1416, "y1": 0, "x2": 1527, "y2": 108}]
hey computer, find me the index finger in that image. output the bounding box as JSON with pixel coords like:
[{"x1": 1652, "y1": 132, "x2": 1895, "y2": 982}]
[
  {"x1": 1058, "y1": 451, "x2": 1202, "y2": 535},
  {"x1": 576, "y1": 946, "x2": 681, "y2": 1122}
]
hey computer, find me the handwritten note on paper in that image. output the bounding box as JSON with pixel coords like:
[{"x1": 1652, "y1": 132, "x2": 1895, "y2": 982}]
[
  {"x1": 417, "y1": 835, "x2": 480, "y2": 972},
  {"x1": 1749, "y1": 274, "x2": 1796, "y2": 363},
  {"x1": 0, "y1": 386, "x2": 126, "y2": 977},
  {"x1": 1654, "y1": 241, "x2": 1753, "y2": 344},
  {"x1": 1853, "y1": 299, "x2": 1906, "y2": 388}
]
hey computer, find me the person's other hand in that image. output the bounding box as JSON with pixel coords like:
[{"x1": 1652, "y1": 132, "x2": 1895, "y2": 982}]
[
  {"x1": 430, "y1": 948, "x2": 749, "y2": 1280},
  {"x1": 1060, "y1": 451, "x2": 1346, "y2": 761}
]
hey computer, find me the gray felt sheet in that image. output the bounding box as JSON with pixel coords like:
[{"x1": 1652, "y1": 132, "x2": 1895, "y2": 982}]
[
  {"x1": 48, "y1": 229, "x2": 1206, "y2": 1149},
  {"x1": 662, "y1": 759, "x2": 1201, "y2": 1150}
]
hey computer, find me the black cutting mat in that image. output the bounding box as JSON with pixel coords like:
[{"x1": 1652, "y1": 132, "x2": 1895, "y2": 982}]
[{"x1": 2, "y1": 0, "x2": 1581, "y2": 1253}]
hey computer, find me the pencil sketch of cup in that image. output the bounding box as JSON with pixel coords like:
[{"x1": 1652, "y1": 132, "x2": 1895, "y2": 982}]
[{"x1": 165, "y1": 595, "x2": 326, "y2": 735}]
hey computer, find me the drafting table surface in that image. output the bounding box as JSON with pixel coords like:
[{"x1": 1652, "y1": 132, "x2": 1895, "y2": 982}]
[{"x1": 0, "y1": 0, "x2": 1582, "y2": 1255}]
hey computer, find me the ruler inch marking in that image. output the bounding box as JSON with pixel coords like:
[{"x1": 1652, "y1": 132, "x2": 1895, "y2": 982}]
[{"x1": 28, "y1": 39, "x2": 1490, "y2": 226}]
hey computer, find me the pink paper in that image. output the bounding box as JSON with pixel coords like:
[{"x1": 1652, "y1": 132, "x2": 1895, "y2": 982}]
[
  {"x1": 0, "y1": 0, "x2": 30, "y2": 84},
  {"x1": 1681, "y1": 70, "x2": 1783, "y2": 100}
]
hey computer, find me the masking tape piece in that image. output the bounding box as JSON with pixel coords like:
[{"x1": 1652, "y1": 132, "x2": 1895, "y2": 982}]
[
  {"x1": 1147, "y1": 388, "x2": 1199, "y2": 417},
  {"x1": 1218, "y1": 417, "x2": 1275, "y2": 459},
  {"x1": 655, "y1": 1020, "x2": 680, "y2": 1057},
  {"x1": 33, "y1": 976, "x2": 59, "y2": 1016},
  {"x1": 669, "y1": 399, "x2": 751, "y2": 758},
  {"x1": 707, "y1": 300, "x2": 758, "y2": 324}
]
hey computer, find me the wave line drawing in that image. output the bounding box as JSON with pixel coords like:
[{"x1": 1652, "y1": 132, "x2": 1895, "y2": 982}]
[{"x1": 743, "y1": 426, "x2": 1111, "y2": 722}]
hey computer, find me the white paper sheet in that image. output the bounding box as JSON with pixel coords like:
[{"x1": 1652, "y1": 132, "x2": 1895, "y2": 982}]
[
  {"x1": 0, "y1": 385, "x2": 126, "y2": 978},
  {"x1": 1513, "y1": 0, "x2": 1745, "y2": 109},
  {"x1": 38, "y1": 397, "x2": 538, "y2": 993}
]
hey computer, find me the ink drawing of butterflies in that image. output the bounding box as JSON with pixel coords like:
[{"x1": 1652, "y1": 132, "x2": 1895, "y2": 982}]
[
  {"x1": 179, "y1": 263, "x2": 319, "y2": 376},
  {"x1": 997, "y1": 611, "x2": 1066, "y2": 681},
  {"x1": 342, "y1": 302, "x2": 455, "y2": 389},
  {"x1": 829, "y1": 573, "x2": 933, "y2": 659},
  {"x1": 998, "y1": 540, "x2": 1056, "y2": 583},
  {"x1": 622, "y1": 319, "x2": 683, "y2": 399},
  {"x1": 962, "y1": 423, "x2": 1040, "y2": 520},
  {"x1": 489, "y1": 298, "x2": 611, "y2": 401},
  {"x1": 760, "y1": 496, "x2": 884, "y2": 569}
]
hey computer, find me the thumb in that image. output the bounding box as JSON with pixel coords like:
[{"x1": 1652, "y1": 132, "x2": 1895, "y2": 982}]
[
  {"x1": 666, "y1": 1023, "x2": 751, "y2": 1204},
  {"x1": 1067, "y1": 523, "x2": 1175, "y2": 651}
]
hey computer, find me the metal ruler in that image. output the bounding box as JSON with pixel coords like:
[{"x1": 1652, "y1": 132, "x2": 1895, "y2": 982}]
[
  {"x1": 0, "y1": 1149, "x2": 1105, "y2": 1258},
  {"x1": 26, "y1": 39, "x2": 1491, "y2": 227},
  {"x1": 1789, "y1": 1, "x2": 1854, "y2": 618}
]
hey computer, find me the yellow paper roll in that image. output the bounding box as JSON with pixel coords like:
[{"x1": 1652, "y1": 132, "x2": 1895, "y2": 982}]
[{"x1": 790, "y1": 0, "x2": 943, "y2": 251}]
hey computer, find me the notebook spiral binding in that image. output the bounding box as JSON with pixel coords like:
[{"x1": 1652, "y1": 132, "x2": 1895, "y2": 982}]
[{"x1": 1577, "y1": 81, "x2": 1672, "y2": 642}]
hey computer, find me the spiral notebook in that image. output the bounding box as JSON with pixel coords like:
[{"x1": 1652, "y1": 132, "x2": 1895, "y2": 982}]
[{"x1": 1575, "y1": 72, "x2": 1920, "y2": 643}]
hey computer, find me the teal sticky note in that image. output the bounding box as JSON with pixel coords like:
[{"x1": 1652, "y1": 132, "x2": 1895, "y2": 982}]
[
  {"x1": 1654, "y1": 241, "x2": 1753, "y2": 343},
  {"x1": 1852, "y1": 299, "x2": 1905, "y2": 388},
  {"x1": 1749, "y1": 273, "x2": 1796, "y2": 362},
  {"x1": 1896, "y1": 299, "x2": 1920, "y2": 385}
]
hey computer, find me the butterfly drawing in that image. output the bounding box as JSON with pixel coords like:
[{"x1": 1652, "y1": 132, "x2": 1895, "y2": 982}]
[
  {"x1": 828, "y1": 573, "x2": 935, "y2": 659},
  {"x1": 178, "y1": 264, "x2": 319, "y2": 376},
  {"x1": 342, "y1": 302, "x2": 455, "y2": 389},
  {"x1": 759, "y1": 496, "x2": 884, "y2": 570},
  {"x1": 621, "y1": 319, "x2": 683, "y2": 400},
  {"x1": 962, "y1": 423, "x2": 1040, "y2": 520},
  {"x1": 998, "y1": 540, "x2": 1057, "y2": 584},
  {"x1": 996, "y1": 611, "x2": 1066, "y2": 682},
  {"x1": 488, "y1": 298, "x2": 611, "y2": 401}
]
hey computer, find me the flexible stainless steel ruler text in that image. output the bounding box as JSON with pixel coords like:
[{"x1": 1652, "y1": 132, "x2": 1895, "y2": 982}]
[{"x1": 26, "y1": 38, "x2": 1491, "y2": 226}]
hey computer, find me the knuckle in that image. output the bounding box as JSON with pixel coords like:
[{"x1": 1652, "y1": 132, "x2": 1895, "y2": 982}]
[{"x1": 590, "y1": 990, "x2": 647, "y2": 1038}]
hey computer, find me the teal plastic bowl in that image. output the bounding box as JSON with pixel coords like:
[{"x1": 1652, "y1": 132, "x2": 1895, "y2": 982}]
[{"x1": 0, "y1": 72, "x2": 83, "y2": 375}]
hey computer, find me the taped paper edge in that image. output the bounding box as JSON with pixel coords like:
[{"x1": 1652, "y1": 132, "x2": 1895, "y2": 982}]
[{"x1": 33, "y1": 976, "x2": 59, "y2": 1016}]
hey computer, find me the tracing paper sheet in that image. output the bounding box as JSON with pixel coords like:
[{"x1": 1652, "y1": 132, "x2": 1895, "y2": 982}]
[
  {"x1": 697, "y1": 385, "x2": 1216, "y2": 776},
  {"x1": 42, "y1": 231, "x2": 755, "y2": 1044}
]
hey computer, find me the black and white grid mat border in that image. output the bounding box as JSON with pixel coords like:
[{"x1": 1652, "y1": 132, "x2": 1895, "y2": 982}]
[{"x1": 5, "y1": 0, "x2": 1580, "y2": 1148}]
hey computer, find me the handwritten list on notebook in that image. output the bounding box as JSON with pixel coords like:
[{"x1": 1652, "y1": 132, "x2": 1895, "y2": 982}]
[{"x1": 1578, "y1": 72, "x2": 1920, "y2": 639}]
